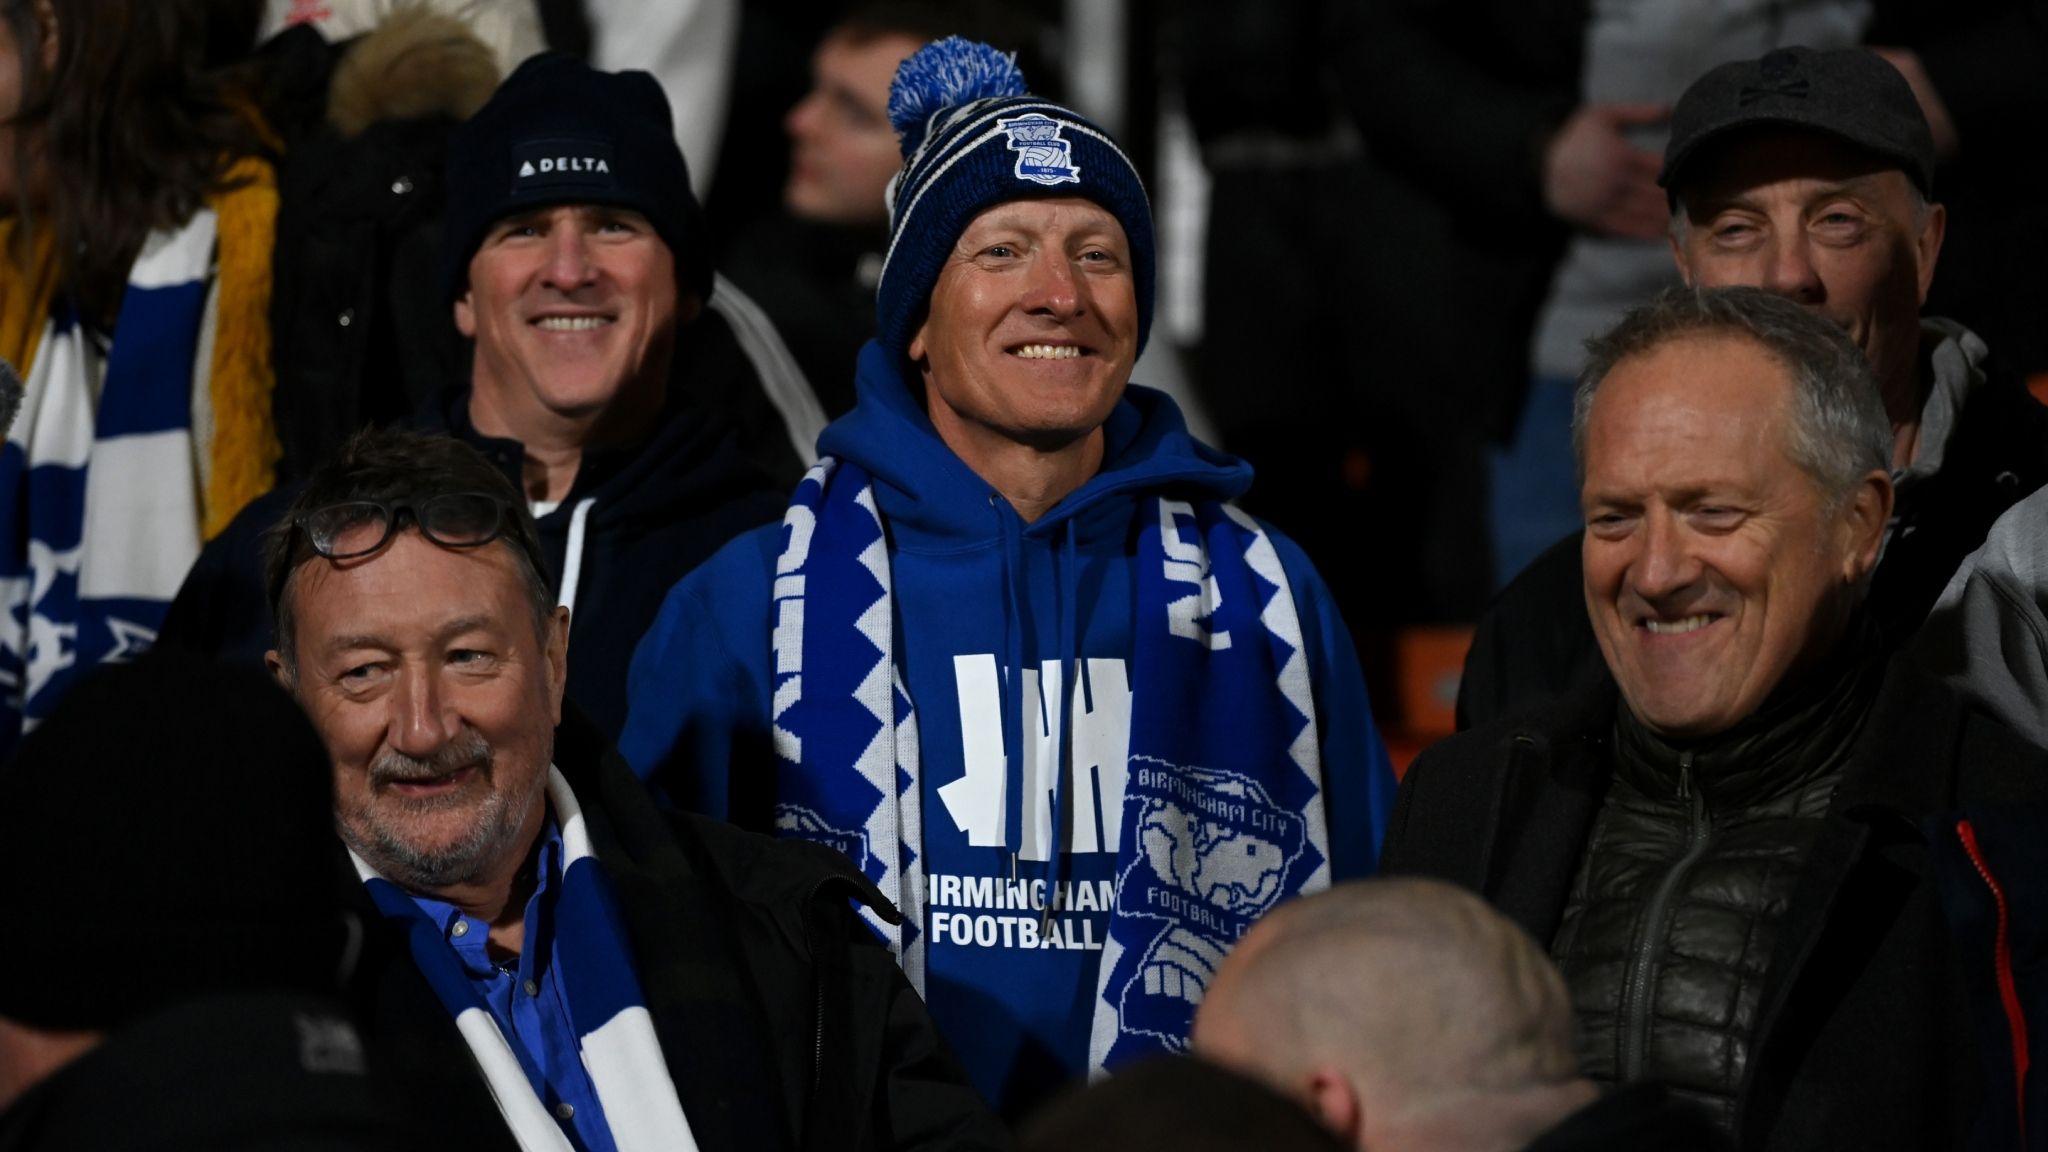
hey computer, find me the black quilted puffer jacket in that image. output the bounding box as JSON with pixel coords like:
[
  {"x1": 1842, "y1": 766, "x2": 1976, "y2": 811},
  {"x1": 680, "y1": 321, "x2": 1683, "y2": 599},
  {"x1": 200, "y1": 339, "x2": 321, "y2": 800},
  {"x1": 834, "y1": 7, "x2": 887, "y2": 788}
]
[{"x1": 1548, "y1": 657, "x2": 1878, "y2": 1133}]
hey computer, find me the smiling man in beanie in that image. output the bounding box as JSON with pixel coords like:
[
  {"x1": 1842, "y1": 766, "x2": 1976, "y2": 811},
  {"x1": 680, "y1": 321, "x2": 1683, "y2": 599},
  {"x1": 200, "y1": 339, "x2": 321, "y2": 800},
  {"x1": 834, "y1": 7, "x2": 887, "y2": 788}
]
[
  {"x1": 621, "y1": 38, "x2": 1397, "y2": 1117},
  {"x1": 0, "y1": 654, "x2": 408, "y2": 1148},
  {"x1": 166, "y1": 51, "x2": 816, "y2": 740}
]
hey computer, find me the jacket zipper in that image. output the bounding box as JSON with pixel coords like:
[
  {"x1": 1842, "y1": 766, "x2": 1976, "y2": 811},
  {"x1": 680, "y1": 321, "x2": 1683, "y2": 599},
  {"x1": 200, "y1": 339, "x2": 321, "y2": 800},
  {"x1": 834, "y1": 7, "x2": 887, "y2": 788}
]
[
  {"x1": 802, "y1": 875, "x2": 833, "y2": 1092},
  {"x1": 1956, "y1": 818, "x2": 2030, "y2": 1141},
  {"x1": 1620, "y1": 750, "x2": 1710, "y2": 1081}
]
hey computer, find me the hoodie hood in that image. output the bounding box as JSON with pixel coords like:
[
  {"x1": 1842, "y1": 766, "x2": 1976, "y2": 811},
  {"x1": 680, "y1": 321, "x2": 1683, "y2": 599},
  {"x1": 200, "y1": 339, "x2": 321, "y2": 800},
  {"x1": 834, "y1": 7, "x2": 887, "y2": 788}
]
[{"x1": 818, "y1": 340, "x2": 1249, "y2": 548}]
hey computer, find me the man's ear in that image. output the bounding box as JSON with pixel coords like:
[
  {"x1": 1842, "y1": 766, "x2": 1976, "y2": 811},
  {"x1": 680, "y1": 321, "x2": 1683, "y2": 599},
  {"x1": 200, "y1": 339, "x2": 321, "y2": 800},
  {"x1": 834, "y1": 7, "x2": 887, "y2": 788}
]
[
  {"x1": 1668, "y1": 231, "x2": 1697, "y2": 287},
  {"x1": 1305, "y1": 1067, "x2": 1362, "y2": 1145},
  {"x1": 1915, "y1": 201, "x2": 1948, "y2": 302},
  {"x1": 454, "y1": 290, "x2": 477, "y2": 338},
  {"x1": 544, "y1": 605, "x2": 569, "y2": 726},
  {"x1": 907, "y1": 317, "x2": 929, "y2": 367},
  {"x1": 264, "y1": 650, "x2": 292, "y2": 693},
  {"x1": 1840, "y1": 469, "x2": 1895, "y2": 583}
]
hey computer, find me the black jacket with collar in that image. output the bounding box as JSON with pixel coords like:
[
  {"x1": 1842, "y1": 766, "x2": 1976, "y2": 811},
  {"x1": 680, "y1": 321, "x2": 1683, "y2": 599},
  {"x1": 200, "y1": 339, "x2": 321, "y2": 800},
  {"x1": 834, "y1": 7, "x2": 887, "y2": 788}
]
[
  {"x1": 1386, "y1": 656, "x2": 2048, "y2": 1151},
  {"x1": 344, "y1": 707, "x2": 1007, "y2": 1152}
]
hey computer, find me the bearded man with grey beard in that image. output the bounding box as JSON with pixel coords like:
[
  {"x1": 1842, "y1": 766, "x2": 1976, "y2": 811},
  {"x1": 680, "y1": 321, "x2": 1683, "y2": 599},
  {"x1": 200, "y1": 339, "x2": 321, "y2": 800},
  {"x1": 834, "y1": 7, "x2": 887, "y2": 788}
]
[
  {"x1": 262, "y1": 425, "x2": 1004, "y2": 1152},
  {"x1": 352, "y1": 728, "x2": 508, "y2": 889}
]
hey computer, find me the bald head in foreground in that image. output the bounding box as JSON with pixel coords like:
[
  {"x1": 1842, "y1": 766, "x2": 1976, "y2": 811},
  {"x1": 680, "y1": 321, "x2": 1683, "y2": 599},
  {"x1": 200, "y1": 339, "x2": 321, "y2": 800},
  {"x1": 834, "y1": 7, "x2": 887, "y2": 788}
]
[{"x1": 1194, "y1": 879, "x2": 1725, "y2": 1152}]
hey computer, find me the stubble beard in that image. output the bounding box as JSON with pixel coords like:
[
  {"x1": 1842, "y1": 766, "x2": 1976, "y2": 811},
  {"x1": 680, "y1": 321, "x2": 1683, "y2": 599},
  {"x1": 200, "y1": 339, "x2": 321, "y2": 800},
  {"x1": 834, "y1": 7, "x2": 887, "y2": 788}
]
[{"x1": 339, "y1": 729, "x2": 542, "y2": 893}]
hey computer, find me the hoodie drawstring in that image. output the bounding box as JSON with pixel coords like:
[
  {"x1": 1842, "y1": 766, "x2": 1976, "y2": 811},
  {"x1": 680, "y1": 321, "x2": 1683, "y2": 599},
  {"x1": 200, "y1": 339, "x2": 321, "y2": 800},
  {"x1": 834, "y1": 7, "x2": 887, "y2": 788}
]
[
  {"x1": 997, "y1": 496, "x2": 1029, "y2": 882},
  {"x1": 1042, "y1": 521, "x2": 1080, "y2": 932},
  {"x1": 556, "y1": 496, "x2": 598, "y2": 626},
  {"x1": 995, "y1": 498, "x2": 1083, "y2": 920}
]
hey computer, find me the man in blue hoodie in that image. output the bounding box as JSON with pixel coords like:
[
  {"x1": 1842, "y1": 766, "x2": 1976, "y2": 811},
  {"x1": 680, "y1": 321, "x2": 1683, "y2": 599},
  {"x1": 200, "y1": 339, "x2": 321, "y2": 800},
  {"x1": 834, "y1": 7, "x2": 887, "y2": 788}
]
[{"x1": 619, "y1": 39, "x2": 1397, "y2": 1118}]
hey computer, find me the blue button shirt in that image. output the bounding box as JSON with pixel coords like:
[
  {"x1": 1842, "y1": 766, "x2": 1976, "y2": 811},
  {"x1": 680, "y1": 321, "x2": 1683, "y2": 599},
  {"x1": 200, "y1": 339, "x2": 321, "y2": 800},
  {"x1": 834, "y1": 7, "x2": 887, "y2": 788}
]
[{"x1": 409, "y1": 820, "x2": 617, "y2": 1152}]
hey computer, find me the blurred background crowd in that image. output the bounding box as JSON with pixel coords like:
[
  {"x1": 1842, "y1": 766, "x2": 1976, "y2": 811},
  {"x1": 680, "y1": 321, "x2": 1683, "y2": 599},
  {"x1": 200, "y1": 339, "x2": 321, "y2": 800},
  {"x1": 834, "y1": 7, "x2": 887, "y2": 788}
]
[{"x1": 5, "y1": 0, "x2": 2046, "y2": 763}]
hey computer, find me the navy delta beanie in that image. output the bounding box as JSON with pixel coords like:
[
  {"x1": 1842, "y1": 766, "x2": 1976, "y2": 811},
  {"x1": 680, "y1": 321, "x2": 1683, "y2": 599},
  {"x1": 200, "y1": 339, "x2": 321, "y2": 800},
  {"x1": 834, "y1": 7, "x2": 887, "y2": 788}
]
[
  {"x1": 875, "y1": 38, "x2": 1155, "y2": 358},
  {"x1": 442, "y1": 52, "x2": 713, "y2": 306}
]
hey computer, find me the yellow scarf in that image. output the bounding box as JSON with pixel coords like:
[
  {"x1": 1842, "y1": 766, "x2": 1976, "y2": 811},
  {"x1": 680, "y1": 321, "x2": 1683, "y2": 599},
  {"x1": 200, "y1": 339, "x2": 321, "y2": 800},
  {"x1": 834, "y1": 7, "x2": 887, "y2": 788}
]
[
  {"x1": 0, "y1": 155, "x2": 279, "y2": 539},
  {"x1": 201, "y1": 154, "x2": 280, "y2": 539},
  {"x1": 0, "y1": 220, "x2": 57, "y2": 375}
]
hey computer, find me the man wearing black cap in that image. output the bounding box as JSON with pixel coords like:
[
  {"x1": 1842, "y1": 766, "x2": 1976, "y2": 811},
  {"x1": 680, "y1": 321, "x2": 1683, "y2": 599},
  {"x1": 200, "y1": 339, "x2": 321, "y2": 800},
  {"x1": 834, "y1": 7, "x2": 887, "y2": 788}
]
[
  {"x1": 166, "y1": 52, "x2": 814, "y2": 740},
  {"x1": 1458, "y1": 46, "x2": 2048, "y2": 730}
]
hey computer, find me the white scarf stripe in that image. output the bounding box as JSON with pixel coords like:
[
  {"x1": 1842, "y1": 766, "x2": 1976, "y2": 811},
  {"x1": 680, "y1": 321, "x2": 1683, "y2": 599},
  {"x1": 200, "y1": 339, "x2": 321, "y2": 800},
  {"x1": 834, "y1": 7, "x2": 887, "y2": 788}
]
[
  {"x1": 127, "y1": 214, "x2": 218, "y2": 288},
  {"x1": 893, "y1": 664, "x2": 929, "y2": 992},
  {"x1": 851, "y1": 483, "x2": 908, "y2": 952},
  {"x1": 351, "y1": 770, "x2": 699, "y2": 1152},
  {"x1": 1224, "y1": 503, "x2": 1330, "y2": 890},
  {"x1": 8, "y1": 336, "x2": 94, "y2": 465},
  {"x1": 454, "y1": 1008, "x2": 577, "y2": 1152},
  {"x1": 76, "y1": 430, "x2": 203, "y2": 599},
  {"x1": 582, "y1": 1008, "x2": 702, "y2": 1152},
  {"x1": 4, "y1": 206, "x2": 215, "y2": 745}
]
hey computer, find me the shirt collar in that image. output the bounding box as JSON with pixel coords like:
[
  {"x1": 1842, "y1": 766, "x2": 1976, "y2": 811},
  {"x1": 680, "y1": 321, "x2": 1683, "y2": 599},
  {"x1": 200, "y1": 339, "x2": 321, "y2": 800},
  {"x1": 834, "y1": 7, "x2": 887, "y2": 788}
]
[{"x1": 406, "y1": 813, "x2": 564, "y2": 980}]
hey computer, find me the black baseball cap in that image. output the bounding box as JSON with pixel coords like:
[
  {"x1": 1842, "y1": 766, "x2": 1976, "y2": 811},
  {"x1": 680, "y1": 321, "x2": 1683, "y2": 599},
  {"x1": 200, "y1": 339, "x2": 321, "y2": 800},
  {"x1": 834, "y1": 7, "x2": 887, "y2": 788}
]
[
  {"x1": 441, "y1": 52, "x2": 714, "y2": 306},
  {"x1": 1660, "y1": 46, "x2": 1937, "y2": 198}
]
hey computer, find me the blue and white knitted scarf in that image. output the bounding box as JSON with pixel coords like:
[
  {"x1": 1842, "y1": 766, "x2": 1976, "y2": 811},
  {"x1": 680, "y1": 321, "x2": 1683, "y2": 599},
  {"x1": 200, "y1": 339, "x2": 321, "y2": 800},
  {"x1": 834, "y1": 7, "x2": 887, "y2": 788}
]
[
  {"x1": 770, "y1": 457, "x2": 1332, "y2": 1073},
  {"x1": 355, "y1": 768, "x2": 700, "y2": 1152},
  {"x1": 0, "y1": 215, "x2": 215, "y2": 757}
]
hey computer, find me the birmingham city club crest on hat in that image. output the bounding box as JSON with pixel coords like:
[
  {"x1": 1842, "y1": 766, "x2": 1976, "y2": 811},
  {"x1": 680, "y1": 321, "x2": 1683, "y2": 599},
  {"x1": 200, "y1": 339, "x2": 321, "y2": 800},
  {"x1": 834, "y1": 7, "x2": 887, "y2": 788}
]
[{"x1": 999, "y1": 114, "x2": 1081, "y2": 187}]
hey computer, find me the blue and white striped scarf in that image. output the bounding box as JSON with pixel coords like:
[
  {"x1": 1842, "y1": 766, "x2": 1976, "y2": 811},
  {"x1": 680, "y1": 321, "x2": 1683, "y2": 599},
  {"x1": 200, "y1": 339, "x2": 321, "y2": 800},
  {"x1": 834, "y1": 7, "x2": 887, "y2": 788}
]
[
  {"x1": 0, "y1": 214, "x2": 217, "y2": 758},
  {"x1": 770, "y1": 457, "x2": 1332, "y2": 1073},
  {"x1": 355, "y1": 768, "x2": 699, "y2": 1152}
]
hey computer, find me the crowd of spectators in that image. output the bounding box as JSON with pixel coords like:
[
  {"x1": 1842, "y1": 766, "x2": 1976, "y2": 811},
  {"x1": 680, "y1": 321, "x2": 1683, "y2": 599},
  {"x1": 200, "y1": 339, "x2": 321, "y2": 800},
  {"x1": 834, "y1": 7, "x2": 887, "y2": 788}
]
[{"x1": 4, "y1": 2, "x2": 2048, "y2": 1149}]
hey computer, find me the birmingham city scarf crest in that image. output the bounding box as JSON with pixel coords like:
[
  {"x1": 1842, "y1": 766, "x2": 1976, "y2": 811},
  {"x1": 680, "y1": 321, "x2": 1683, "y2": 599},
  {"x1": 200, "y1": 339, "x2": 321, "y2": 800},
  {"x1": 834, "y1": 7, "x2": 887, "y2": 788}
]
[{"x1": 770, "y1": 457, "x2": 1332, "y2": 1071}]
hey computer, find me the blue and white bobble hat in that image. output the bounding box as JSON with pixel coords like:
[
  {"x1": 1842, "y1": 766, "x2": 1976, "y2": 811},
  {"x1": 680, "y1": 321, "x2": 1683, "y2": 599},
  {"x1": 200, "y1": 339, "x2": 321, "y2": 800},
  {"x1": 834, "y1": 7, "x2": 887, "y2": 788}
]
[{"x1": 876, "y1": 37, "x2": 1156, "y2": 358}]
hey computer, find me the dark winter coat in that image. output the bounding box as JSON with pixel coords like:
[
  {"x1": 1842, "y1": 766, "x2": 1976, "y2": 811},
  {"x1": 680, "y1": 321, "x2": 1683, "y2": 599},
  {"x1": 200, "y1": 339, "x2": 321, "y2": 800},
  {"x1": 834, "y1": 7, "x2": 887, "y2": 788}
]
[
  {"x1": 0, "y1": 993, "x2": 416, "y2": 1151},
  {"x1": 342, "y1": 707, "x2": 1008, "y2": 1152},
  {"x1": 254, "y1": 21, "x2": 484, "y2": 483},
  {"x1": 1386, "y1": 657, "x2": 2048, "y2": 1151},
  {"x1": 1523, "y1": 1082, "x2": 1728, "y2": 1152}
]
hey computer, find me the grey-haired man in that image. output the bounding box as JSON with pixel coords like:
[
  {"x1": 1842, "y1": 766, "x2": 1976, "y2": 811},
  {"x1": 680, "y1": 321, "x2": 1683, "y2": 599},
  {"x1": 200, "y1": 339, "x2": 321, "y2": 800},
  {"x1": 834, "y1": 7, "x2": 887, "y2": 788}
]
[{"x1": 1384, "y1": 287, "x2": 2048, "y2": 1151}]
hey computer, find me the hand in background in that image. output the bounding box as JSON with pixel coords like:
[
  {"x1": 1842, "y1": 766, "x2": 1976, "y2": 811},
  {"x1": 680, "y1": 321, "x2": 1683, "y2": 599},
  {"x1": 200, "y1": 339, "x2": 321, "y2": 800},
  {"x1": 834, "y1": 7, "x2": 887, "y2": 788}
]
[{"x1": 1542, "y1": 102, "x2": 1670, "y2": 240}]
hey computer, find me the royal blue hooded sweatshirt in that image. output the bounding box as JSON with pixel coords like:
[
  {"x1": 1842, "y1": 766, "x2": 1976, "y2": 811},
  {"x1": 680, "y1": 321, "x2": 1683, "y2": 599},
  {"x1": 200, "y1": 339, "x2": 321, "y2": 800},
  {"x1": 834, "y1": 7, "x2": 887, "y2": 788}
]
[{"x1": 621, "y1": 341, "x2": 1395, "y2": 1117}]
